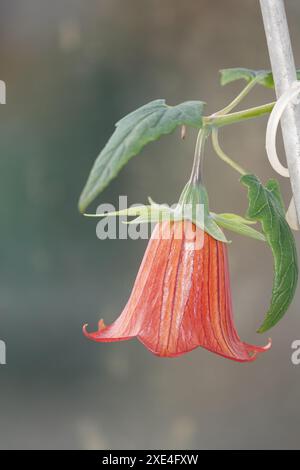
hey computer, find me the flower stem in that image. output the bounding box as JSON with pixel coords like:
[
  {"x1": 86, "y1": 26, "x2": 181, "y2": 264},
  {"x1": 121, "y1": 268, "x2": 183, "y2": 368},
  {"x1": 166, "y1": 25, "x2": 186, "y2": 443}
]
[
  {"x1": 211, "y1": 128, "x2": 247, "y2": 176},
  {"x1": 190, "y1": 128, "x2": 210, "y2": 184}
]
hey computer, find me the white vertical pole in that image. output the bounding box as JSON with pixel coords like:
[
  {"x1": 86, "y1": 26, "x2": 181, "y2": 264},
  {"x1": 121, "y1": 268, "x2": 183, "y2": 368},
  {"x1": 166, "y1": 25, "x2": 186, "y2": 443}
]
[{"x1": 260, "y1": 0, "x2": 300, "y2": 222}]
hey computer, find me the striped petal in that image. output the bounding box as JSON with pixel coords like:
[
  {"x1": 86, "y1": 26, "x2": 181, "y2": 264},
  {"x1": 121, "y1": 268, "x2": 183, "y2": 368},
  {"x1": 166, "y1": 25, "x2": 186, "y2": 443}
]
[{"x1": 84, "y1": 221, "x2": 271, "y2": 362}]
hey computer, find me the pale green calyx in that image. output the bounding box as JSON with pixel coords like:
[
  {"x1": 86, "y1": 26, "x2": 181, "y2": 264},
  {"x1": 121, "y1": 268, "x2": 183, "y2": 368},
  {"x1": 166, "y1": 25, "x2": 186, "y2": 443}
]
[{"x1": 84, "y1": 181, "x2": 265, "y2": 244}]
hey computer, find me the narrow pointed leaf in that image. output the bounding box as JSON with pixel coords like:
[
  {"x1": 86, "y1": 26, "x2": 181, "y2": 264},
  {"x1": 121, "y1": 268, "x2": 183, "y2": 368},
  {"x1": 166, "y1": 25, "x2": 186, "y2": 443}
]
[
  {"x1": 241, "y1": 174, "x2": 298, "y2": 333},
  {"x1": 84, "y1": 206, "x2": 152, "y2": 218},
  {"x1": 220, "y1": 67, "x2": 300, "y2": 89},
  {"x1": 79, "y1": 99, "x2": 205, "y2": 212},
  {"x1": 84, "y1": 204, "x2": 171, "y2": 223},
  {"x1": 212, "y1": 212, "x2": 266, "y2": 242},
  {"x1": 213, "y1": 213, "x2": 257, "y2": 225},
  {"x1": 203, "y1": 215, "x2": 230, "y2": 243}
]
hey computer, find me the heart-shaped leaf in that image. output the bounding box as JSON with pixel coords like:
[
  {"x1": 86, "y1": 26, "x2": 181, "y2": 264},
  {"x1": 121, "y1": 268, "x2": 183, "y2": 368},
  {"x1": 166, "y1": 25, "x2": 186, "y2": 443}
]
[
  {"x1": 220, "y1": 67, "x2": 300, "y2": 89},
  {"x1": 241, "y1": 174, "x2": 298, "y2": 333},
  {"x1": 79, "y1": 99, "x2": 205, "y2": 212}
]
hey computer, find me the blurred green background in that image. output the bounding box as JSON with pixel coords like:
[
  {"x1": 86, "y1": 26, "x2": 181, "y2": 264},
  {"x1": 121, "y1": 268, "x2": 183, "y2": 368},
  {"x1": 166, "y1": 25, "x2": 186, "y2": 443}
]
[{"x1": 1, "y1": 0, "x2": 300, "y2": 450}]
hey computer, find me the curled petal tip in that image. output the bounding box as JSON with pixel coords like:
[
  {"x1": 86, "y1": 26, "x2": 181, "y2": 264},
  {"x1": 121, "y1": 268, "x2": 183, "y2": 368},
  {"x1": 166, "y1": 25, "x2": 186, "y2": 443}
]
[
  {"x1": 265, "y1": 338, "x2": 272, "y2": 350},
  {"x1": 83, "y1": 319, "x2": 106, "y2": 337},
  {"x1": 246, "y1": 340, "x2": 272, "y2": 362},
  {"x1": 98, "y1": 319, "x2": 106, "y2": 330},
  {"x1": 82, "y1": 323, "x2": 89, "y2": 337},
  {"x1": 247, "y1": 337, "x2": 272, "y2": 351}
]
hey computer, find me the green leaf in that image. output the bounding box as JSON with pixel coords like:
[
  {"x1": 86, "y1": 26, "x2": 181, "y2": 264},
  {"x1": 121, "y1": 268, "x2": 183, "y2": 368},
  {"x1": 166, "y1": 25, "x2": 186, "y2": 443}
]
[
  {"x1": 78, "y1": 99, "x2": 205, "y2": 212},
  {"x1": 241, "y1": 174, "x2": 298, "y2": 333},
  {"x1": 211, "y1": 212, "x2": 266, "y2": 242},
  {"x1": 220, "y1": 67, "x2": 300, "y2": 89}
]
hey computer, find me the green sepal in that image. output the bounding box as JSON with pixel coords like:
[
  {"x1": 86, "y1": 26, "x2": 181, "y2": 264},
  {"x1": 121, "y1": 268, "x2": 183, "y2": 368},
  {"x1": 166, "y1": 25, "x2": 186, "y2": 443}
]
[
  {"x1": 241, "y1": 174, "x2": 298, "y2": 333},
  {"x1": 211, "y1": 213, "x2": 266, "y2": 242},
  {"x1": 85, "y1": 182, "x2": 229, "y2": 243},
  {"x1": 178, "y1": 182, "x2": 229, "y2": 243},
  {"x1": 85, "y1": 182, "x2": 267, "y2": 245},
  {"x1": 84, "y1": 204, "x2": 169, "y2": 223}
]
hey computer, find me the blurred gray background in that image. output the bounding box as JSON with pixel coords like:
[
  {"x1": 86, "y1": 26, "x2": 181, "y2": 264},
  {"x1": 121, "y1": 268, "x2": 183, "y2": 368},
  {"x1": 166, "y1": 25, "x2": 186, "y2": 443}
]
[{"x1": 0, "y1": 0, "x2": 300, "y2": 450}]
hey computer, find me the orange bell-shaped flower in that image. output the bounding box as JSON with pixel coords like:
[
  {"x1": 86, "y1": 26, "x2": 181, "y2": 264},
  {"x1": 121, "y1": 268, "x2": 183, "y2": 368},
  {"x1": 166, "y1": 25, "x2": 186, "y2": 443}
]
[{"x1": 83, "y1": 220, "x2": 271, "y2": 361}]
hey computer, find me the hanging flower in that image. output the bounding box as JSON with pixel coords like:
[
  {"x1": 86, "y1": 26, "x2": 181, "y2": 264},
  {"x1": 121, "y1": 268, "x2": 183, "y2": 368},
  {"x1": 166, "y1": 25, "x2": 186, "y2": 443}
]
[
  {"x1": 79, "y1": 74, "x2": 299, "y2": 363},
  {"x1": 83, "y1": 219, "x2": 271, "y2": 361},
  {"x1": 83, "y1": 129, "x2": 273, "y2": 361}
]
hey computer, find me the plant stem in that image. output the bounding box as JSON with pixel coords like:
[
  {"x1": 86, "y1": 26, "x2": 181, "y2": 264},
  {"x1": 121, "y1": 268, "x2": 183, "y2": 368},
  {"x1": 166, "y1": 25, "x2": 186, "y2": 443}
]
[
  {"x1": 189, "y1": 85, "x2": 275, "y2": 181},
  {"x1": 190, "y1": 128, "x2": 210, "y2": 184},
  {"x1": 204, "y1": 101, "x2": 275, "y2": 128},
  {"x1": 211, "y1": 128, "x2": 247, "y2": 176},
  {"x1": 216, "y1": 78, "x2": 260, "y2": 115}
]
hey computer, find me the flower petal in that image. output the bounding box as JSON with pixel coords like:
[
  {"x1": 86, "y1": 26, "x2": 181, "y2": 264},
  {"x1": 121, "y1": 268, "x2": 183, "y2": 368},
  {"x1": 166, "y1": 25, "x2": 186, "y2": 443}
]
[
  {"x1": 83, "y1": 223, "x2": 175, "y2": 342},
  {"x1": 138, "y1": 223, "x2": 271, "y2": 361}
]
